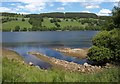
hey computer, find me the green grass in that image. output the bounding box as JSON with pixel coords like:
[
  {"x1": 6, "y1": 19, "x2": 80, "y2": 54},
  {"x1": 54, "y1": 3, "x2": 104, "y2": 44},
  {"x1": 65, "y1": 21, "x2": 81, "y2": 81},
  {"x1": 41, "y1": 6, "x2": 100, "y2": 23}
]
[
  {"x1": 2, "y1": 19, "x2": 32, "y2": 31},
  {"x1": 42, "y1": 18, "x2": 56, "y2": 28},
  {"x1": 42, "y1": 18, "x2": 86, "y2": 28},
  {"x1": 2, "y1": 57, "x2": 119, "y2": 82},
  {"x1": 2, "y1": 17, "x2": 98, "y2": 31},
  {"x1": 59, "y1": 20, "x2": 85, "y2": 28}
]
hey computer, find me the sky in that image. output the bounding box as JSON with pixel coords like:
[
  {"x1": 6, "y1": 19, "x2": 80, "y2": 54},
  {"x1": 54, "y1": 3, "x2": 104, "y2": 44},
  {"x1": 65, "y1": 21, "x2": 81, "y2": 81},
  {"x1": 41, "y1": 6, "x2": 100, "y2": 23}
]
[{"x1": 1, "y1": 0, "x2": 120, "y2": 16}]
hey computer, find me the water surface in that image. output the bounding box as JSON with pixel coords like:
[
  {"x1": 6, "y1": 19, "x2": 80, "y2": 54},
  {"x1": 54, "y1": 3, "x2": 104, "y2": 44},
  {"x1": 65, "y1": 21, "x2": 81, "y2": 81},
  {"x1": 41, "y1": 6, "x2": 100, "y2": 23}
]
[{"x1": 2, "y1": 31, "x2": 98, "y2": 69}]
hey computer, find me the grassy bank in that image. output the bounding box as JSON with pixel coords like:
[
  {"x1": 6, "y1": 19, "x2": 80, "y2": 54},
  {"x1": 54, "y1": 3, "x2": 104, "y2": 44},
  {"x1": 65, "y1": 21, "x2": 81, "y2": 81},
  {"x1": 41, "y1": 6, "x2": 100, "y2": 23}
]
[
  {"x1": 2, "y1": 57, "x2": 119, "y2": 82},
  {"x1": 2, "y1": 49, "x2": 120, "y2": 82}
]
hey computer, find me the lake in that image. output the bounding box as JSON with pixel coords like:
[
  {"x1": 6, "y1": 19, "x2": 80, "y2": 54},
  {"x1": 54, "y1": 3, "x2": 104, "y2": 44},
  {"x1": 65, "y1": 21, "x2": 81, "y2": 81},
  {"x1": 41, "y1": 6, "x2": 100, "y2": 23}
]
[{"x1": 2, "y1": 31, "x2": 99, "y2": 69}]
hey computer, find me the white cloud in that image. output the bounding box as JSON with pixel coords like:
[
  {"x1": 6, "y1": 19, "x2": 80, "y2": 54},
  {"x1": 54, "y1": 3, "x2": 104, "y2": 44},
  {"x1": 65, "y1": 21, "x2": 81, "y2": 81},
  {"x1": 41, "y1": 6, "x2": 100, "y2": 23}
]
[
  {"x1": 2, "y1": 0, "x2": 120, "y2": 2},
  {"x1": 16, "y1": 2, "x2": 46, "y2": 13},
  {"x1": 25, "y1": 2, "x2": 46, "y2": 12},
  {"x1": 58, "y1": 0, "x2": 83, "y2": 2},
  {"x1": 50, "y1": 4, "x2": 54, "y2": 7},
  {"x1": 62, "y1": 2, "x2": 68, "y2": 6},
  {"x1": 81, "y1": 2, "x2": 100, "y2": 9},
  {"x1": 0, "y1": 7, "x2": 18, "y2": 13},
  {"x1": 86, "y1": 5, "x2": 100, "y2": 9},
  {"x1": 0, "y1": 7, "x2": 12, "y2": 12},
  {"x1": 113, "y1": 2, "x2": 118, "y2": 6},
  {"x1": 18, "y1": 12, "x2": 30, "y2": 14},
  {"x1": 11, "y1": 3, "x2": 15, "y2": 5},
  {"x1": 47, "y1": 2, "x2": 54, "y2": 7},
  {"x1": 17, "y1": 5, "x2": 24, "y2": 9},
  {"x1": 97, "y1": 9, "x2": 112, "y2": 16},
  {"x1": 57, "y1": 7, "x2": 65, "y2": 11}
]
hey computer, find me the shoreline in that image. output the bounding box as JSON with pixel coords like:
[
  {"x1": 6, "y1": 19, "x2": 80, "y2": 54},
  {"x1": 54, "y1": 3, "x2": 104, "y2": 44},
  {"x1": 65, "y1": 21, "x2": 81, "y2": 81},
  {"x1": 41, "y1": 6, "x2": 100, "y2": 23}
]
[
  {"x1": 29, "y1": 51, "x2": 103, "y2": 73},
  {"x1": 2, "y1": 48, "x2": 113, "y2": 73},
  {"x1": 53, "y1": 47, "x2": 89, "y2": 59}
]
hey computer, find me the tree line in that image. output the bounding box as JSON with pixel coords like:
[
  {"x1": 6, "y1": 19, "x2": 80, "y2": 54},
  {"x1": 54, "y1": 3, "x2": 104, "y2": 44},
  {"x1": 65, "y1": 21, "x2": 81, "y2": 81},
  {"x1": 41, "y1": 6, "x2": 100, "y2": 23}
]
[{"x1": 27, "y1": 12, "x2": 98, "y2": 19}]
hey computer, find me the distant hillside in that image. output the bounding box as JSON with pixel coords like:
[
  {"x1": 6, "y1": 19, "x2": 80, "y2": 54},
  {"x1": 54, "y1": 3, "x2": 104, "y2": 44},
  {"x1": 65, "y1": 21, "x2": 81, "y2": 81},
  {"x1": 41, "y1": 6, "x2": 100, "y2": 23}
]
[
  {"x1": 2, "y1": 12, "x2": 111, "y2": 31},
  {"x1": 26, "y1": 12, "x2": 98, "y2": 19}
]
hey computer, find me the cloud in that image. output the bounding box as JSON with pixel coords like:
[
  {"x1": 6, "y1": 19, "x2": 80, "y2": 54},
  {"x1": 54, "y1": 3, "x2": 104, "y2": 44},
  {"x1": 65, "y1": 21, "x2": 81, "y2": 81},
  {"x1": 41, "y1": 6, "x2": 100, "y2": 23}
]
[
  {"x1": 11, "y1": 3, "x2": 15, "y2": 5},
  {"x1": 2, "y1": 0, "x2": 120, "y2": 2},
  {"x1": 47, "y1": 2, "x2": 54, "y2": 7},
  {"x1": 0, "y1": 7, "x2": 19, "y2": 13},
  {"x1": 58, "y1": 0, "x2": 83, "y2": 2},
  {"x1": 0, "y1": 7, "x2": 12, "y2": 12},
  {"x1": 57, "y1": 7, "x2": 65, "y2": 11},
  {"x1": 97, "y1": 9, "x2": 112, "y2": 16},
  {"x1": 16, "y1": 2, "x2": 46, "y2": 13},
  {"x1": 86, "y1": 5, "x2": 100, "y2": 9},
  {"x1": 18, "y1": 12, "x2": 30, "y2": 14},
  {"x1": 81, "y1": 2, "x2": 100, "y2": 9},
  {"x1": 58, "y1": 0, "x2": 119, "y2": 2},
  {"x1": 62, "y1": 2, "x2": 68, "y2": 6},
  {"x1": 24, "y1": 2, "x2": 46, "y2": 12}
]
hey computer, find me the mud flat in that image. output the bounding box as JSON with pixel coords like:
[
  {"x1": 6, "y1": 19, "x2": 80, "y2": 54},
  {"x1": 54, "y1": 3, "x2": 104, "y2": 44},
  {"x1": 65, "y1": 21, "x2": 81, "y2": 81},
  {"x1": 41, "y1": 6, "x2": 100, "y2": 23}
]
[{"x1": 53, "y1": 47, "x2": 89, "y2": 59}]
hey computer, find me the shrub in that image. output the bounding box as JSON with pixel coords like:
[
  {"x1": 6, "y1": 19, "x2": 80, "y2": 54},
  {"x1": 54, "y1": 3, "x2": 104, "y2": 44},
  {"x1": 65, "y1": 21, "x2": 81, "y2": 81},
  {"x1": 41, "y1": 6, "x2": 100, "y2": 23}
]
[
  {"x1": 22, "y1": 18, "x2": 25, "y2": 21},
  {"x1": 54, "y1": 22, "x2": 60, "y2": 28},
  {"x1": 88, "y1": 29, "x2": 120, "y2": 64},
  {"x1": 14, "y1": 26, "x2": 20, "y2": 31},
  {"x1": 88, "y1": 46, "x2": 113, "y2": 64},
  {"x1": 21, "y1": 27, "x2": 27, "y2": 31},
  {"x1": 92, "y1": 31, "x2": 110, "y2": 48}
]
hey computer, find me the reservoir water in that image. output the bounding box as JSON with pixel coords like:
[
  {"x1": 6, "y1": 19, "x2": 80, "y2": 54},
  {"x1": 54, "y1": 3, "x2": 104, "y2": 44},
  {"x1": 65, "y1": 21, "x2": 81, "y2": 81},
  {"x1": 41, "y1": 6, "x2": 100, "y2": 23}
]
[{"x1": 2, "y1": 31, "x2": 99, "y2": 69}]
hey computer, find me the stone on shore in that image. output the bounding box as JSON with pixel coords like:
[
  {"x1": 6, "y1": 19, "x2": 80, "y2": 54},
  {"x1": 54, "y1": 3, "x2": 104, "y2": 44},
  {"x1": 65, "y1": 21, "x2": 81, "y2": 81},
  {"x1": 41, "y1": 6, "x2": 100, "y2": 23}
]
[{"x1": 29, "y1": 62, "x2": 33, "y2": 66}]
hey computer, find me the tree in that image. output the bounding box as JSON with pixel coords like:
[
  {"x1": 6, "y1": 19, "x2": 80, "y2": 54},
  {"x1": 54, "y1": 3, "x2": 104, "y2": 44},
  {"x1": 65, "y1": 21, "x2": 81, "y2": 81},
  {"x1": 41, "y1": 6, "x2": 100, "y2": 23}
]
[
  {"x1": 14, "y1": 26, "x2": 20, "y2": 31},
  {"x1": 22, "y1": 18, "x2": 25, "y2": 21},
  {"x1": 54, "y1": 22, "x2": 60, "y2": 28},
  {"x1": 21, "y1": 27, "x2": 27, "y2": 31},
  {"x1": 112, "y1": 6, "x2": 120, "y2": 28}
]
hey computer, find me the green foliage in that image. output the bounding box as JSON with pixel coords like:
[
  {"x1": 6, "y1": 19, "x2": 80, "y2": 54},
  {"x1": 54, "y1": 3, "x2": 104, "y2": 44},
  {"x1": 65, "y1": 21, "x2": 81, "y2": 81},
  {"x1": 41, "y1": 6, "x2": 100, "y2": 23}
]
[
  {"x1": 88, "y1": 46, "x2": 113, "y2": 64},
  {"x1": 2, "y1": 57, "x2": 119, "y2": 82},
  {"x1": 22, "y1": 18, "x2": 25, "y2": 21},
  {"x1": 112, "y1": 6, "x2": 120, "y2": 28},
  {"x1": 14, "y1": 25, "x2": 20, "y2": 31},
  {"x1": 2, "y1": 19, "x2": 32, "y2": 31},
  {"x1": 54, "y1": 22, "x2": 60, "y2": 28},
  {"x1": 21, "y1": 27, "x2": 27, "y2": 31},
  {"x1": 92, "y1": 31, "x2": 110, "y2": 47},
  {"x1": 88, "y1": 29, "x2": 120, "y2": 64}
]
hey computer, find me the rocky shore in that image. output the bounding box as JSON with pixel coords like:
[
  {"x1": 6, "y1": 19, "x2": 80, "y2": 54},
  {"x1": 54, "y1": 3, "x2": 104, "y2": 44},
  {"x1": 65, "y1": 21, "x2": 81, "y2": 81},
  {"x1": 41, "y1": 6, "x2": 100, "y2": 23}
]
[
  {"x1": 29, "y1": 51, "x2": 103, "y2": 73},
  {"x1": 53, "y1": 47, "x2": 89, "y2": 59}
]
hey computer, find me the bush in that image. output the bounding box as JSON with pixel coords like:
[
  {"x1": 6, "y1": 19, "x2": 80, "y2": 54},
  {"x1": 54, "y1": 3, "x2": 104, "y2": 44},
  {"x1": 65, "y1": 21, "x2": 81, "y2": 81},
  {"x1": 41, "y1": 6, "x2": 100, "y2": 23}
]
[
  {"x1": 92, "y1": 31, "x2": 110, "y2": 48},
  {"x1": 21, "y1": 27, "x2": 27, "y2": 31},
  {"x1": 88, "y1": 46, "x2": 113, "y2": 64},
  {"x1": 14, "y1": 26, "x2": 20, "y2": 31},
  {"x1": 22, "y1": 18, "x2": 25, "y2": 21},
  {"x1": 88, "y1": 29, "x2": 120, "y2": 64}
]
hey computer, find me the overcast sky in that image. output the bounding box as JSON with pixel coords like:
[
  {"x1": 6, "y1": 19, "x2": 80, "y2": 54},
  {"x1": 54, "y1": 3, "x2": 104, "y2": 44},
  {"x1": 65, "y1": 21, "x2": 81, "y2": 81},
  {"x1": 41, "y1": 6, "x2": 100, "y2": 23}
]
[{"x1": 1, "y1": 0, "x2": 119, "y2": 16}]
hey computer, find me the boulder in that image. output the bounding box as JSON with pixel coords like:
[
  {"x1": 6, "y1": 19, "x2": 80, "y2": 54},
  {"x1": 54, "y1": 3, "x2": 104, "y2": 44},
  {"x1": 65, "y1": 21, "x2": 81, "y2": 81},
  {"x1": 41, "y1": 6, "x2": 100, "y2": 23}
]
[
  {"x1": 29, "y1": 62, "x2": 33, "y2": 66},
  {"x1": 84, "y1": 62, "x2": 89, "y2": 66}
]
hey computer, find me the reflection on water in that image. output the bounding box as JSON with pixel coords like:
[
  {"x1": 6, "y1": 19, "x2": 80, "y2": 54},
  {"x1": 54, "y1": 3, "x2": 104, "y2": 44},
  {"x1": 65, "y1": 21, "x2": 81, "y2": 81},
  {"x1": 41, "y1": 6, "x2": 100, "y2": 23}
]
[{"x1": 2, "y1": 31, "x2": 98, "y2": 69}]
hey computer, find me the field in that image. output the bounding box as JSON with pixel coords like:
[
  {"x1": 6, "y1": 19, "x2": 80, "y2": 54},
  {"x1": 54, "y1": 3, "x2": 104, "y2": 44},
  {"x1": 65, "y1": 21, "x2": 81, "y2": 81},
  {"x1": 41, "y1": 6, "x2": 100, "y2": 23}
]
[
  {"x1": 42, "y1": 18, "x2": 86, "y2": 28},
  {"x1": 2, "y1": 16, "x2": 94, "y2": 31},
  {"x1": 2, "y1": 49, "x2": 120, "y2": 82},
  {"x1": 2, "y1": 19, "x2": 32, "y2": 31}
]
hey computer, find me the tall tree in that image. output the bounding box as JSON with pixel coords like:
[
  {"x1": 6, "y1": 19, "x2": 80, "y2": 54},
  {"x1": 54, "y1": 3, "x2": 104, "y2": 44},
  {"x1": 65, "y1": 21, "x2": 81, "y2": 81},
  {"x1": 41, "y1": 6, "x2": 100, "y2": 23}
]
[{"x1": 112, "y1": 6, "x2": 120, "y2": 28}]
